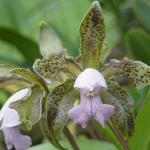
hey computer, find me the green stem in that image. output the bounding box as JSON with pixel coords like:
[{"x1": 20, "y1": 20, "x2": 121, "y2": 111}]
[
  {"x1": 63, "y1": 126, "x2": 80, "y2": 150},
  {"x1": 91, "y1": 121, "x2": 108, "y2": 141},
  {"x1": 39, "y1": 77, "x2": 50, "y2": 93},
  {"x1": 107, "y1": 119, "x2": 129, "y2": 150},
  {"x1": 87, "y1": 123, "x2": 98, "y2": 140},
  {"x1": 111, "y1": 119, "x2": 129, "y2": 150}
]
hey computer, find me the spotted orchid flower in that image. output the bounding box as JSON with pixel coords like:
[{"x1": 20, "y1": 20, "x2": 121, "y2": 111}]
[
  {"x1": 68, "y1": 68, "x2": 114, "y2": 128},
  {"x1": 0, "y1": 88, "x2": 32, "y2": 150}
]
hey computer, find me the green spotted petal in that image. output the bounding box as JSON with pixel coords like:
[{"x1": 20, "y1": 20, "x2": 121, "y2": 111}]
[
  {"x1": 101, "y1": 58, "x2": 150, "y2": 89},
  {"x1": 101, "y1": 80, "x2": 134, "y2": 138},
  {"x1": 39, "y1": 22, "x2": 63, "y2": 57},
  {"x1": 40, "y1": 112, "x2": 66, "y2": 150},
  {"x1": 10, "y1": 86, "x2": 45, "y2": 130},
  {"x1": 10, "y1": 68, "x2": 43, "y2": 88},
  {"x1": 46, "y1": 79, "x2": 79, "y2": 136},
  {"x1": 0, "y1": 73, "x2": 33, "y2": 88},
  {"x1": 33, "y1": 50, "x2": 82, "y2": 82},
  {"x1": 40, "y1": 79, "x2": 78, "y2": 150},
  {"x1": 0, "y1": 64, "x2": 17, "y2": 76},
  {"x1": 79, "y1": 1, "x2": 105, "y2": 69}
]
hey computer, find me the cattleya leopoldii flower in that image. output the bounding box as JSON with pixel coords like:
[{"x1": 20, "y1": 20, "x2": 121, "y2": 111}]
[
  {"x1": 0, "y1": 88, "x2": 32, "y2": 150},
  {"x1": 68, "y1": 68, "x2": 115, "y2": 128}
]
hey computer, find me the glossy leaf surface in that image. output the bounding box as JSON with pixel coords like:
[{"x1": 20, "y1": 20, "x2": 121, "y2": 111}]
[
  {"x1": 133, "y1": 1, "x2": 150, "y2": 31},
  {"x1": 128, "y1": 91, "x2": 150, "y2": 150},
  {"x1": 0, "y1": 27, "x2": 41, "y2": 64},
  {"x1": 125, "y1": 29, "x2": 150, "y2": 66}
]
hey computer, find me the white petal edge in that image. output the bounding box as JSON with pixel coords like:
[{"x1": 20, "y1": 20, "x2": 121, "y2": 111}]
[{"x1": 0, "y1": 88, "x2": 29, "y2": 121}]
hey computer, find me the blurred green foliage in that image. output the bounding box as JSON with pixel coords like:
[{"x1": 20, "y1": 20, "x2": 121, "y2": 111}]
[
  {"x1": 0, "y1": 0, "x2": 150, "y2": 149},
  {"x1": 29, "y1": 139, "x2": 117, "y2": 150}
]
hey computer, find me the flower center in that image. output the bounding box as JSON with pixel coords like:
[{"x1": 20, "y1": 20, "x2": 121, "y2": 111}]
[{"x1": 86, "y1": 91, "x2": 95, "y2": 97}]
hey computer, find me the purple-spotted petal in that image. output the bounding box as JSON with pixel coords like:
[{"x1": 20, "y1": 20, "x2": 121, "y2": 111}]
[
  {"x1": 0, "y1": 88, "x2": 29, "y2": 121},
  {"x1": 3, "y1": 126, "x2": 32, "y2": 150},
  {"x1": 68, "y1": 94, "x2": 92, "y2": 128},
  {"x1": 91, "y1": 95, "x2": 114, "y2": 127},
  {"x1": 74, "y1": 68, "x2": 107, "y2": 91}
]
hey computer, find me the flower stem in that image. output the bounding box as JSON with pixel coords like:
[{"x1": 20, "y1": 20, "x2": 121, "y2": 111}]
[
  {"x1": 63, "y1": 126, "x2": 80, "y2": 150},
  {"x1": 39, "y1": 77, "x2": 50, "y2": 94},
  {"x1": 111, "y1": 119, "x2": 130, "y2": 150},
  {"x1": 107, "y1": 119, "x2": 129, "y2": 150}
]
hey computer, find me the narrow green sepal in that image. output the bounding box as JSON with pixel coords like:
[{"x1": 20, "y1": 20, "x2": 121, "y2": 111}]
[
  {"x1": 39, "y1": 22, "x2": 63, "y2": 57},
  {"x1": 79, "y1": 1, "x2": 105, "y2": 69}
]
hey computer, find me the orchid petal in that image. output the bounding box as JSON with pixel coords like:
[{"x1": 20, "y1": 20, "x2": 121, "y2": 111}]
[
  {"x1": 74, "y1": 68, "x2": 107, "y2": 91},
  {"x1": 92, "y1": 95, "x2": 114, "y2": 127},
  {"x1": 68, "y1": 94, "x2": 92, "y2": 128},
  {"x1": 0, "y1": 88, "x2": 29, "y2": 121},
  {"x1": 3, "y1": 126, "x2": 32, "y2": 150},
  {"x1": 0, "y1": 109, "x2": 21, "y2": 129}
]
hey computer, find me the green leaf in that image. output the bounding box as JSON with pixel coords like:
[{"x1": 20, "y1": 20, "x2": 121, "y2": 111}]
[
  {"x1": 0, "y1": 27, "x2": 41, "y2": 64},
  {"x1": 101, "y1": 58, "x2": 150, "y2": 89},
  {"x1": 29, "y1": 139, "x2": 117, "y2": 150},
  {"x1": 0, "y1": 73, "x2": 33, "y2": 89},
  {"x1": 133, "y1": 1, "x2": 150, "y2": 31},
  {"x1": 128, "y1": 90, "x2": 150, "y2": 150},
  {"x1": 125, "y1": 29, "x2": 150, "y2": 65},
  {"x1": 39, "y1": 22, "x2": 63, "y2": 57},
  {"x1": 79, "y1": 1, "x2": 105, "y2": 69},
  {"x1": 101, "y1": 81, "x2": 134, "y2": 138},
  {"x1": 10, "y1": 86, "x2": 45, "y2": 130},
  {"x1": 46, "y1": 79, "x2": 79, "y2": 136},
  {"x1": 33, "y1": 50, "x2": 81, "y2": 83},
  {"x1": 0, "y1": 64, "x2": 17, "y2": 76}
]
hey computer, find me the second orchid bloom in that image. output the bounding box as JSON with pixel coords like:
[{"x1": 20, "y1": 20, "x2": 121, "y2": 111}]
[{"x1": 68, "y1": 68, "x2": 115, "y2": 128}]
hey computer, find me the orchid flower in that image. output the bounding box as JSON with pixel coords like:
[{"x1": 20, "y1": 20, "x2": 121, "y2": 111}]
[
  {"x1": 0, "y1": 88, "x2": 32, "y2": 150},
  {"x1": 68, "y1": 68, "x2": 115, "y2": 128}
]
